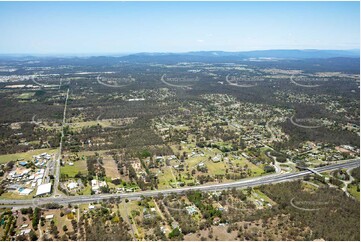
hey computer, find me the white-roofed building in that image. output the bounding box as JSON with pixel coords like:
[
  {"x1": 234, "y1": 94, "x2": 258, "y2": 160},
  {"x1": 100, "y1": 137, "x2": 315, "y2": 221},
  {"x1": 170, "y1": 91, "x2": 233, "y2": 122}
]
[
  {"x1": 36, "y1": 183, "x2": 52, "y2": 196},
  {"x1": 20, "y1": 229, "x2": 31, "y2": 235},
  {"x1": 67, "y1": 182, "x2": 78, "y2": 190}
]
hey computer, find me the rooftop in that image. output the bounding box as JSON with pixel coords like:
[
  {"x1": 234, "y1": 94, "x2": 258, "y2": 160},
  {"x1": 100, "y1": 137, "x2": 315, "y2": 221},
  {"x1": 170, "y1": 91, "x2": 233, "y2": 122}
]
[{"x1": 36, "y1": 183, "x2": 52, "y2": 196}]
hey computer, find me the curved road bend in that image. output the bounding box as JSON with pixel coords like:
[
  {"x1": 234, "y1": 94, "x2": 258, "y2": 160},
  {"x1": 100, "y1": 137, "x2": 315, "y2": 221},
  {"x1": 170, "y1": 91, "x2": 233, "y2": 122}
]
[
  {"x1": 225, "y1": 74, "x2": 257, "y2": 87},
  {"x1": 0, "y1": 159, "x2": 358, "y2": 207},
  {"x1": 31, "y1": 76, "x2": 60, "y2": 88},
  {"x1": 290, "y1": 74, "x2": 320, "y2": 88},
  {"x1": 160, "y1": 74, "x2": 193, "y2": 88},
  {"x1": 289, "y1": 115, "x2": 322, "y2": 129},
  {"x1": 96, "y1": 75, "x2": 130, "y2": 88}
]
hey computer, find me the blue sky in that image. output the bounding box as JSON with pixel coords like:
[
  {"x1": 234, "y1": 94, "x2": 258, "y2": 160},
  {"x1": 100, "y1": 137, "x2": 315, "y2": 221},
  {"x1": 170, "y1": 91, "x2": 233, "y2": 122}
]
[{"x1": 0, "y1": 1, "x2": 359, "y2": 54}]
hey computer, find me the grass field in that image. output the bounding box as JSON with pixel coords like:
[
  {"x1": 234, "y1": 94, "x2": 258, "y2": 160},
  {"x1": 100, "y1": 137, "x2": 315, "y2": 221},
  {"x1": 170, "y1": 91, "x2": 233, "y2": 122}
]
[
  {"x1": 16, "y1": 92, "x2": 35, "y2": 99},
  {"x1": 253, "y1": 189, "x2": 276, "y2": 205},
  {"x1": 0, "y1": 191, "x2": 35, "y2": 200},
  {"x1": 0, "y1": 148, "x2": 57, "y2": 164},
  {"x1": 204, "y1": 159, "x2": 227, "y2": 175},
  {"x1": 347, "y1": 184, "x2": 360, "y2": 201},
  {"x1": 156, "y1": 167, "x2": 174, "y2": 189},
  {"x1": 233, "y1": 158, "x2": 264, "y2": 176},
  {"x1": 103, "y1": 155, "x2": 120, "y2": 179},
  {"x1": 61, "y1": 159, "x2": 88, "y2": 177}
]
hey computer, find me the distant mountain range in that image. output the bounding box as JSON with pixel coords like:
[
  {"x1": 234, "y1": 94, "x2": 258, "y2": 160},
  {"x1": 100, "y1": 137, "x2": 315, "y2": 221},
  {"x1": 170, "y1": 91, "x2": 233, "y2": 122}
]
[
  {"x1": 0, "y1": 49, "x2": 359, "y2": 73},
  {"x1": 121, "y1": 49, "x2": 360, "y2": 62},
  {"x1": 0, "y1": 49, "x2": 359, "y2": 60}
]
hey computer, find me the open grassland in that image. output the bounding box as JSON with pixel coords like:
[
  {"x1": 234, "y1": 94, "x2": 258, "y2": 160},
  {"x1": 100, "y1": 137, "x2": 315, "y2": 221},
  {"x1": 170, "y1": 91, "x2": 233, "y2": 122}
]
[
  {"x1": 61, "y1": 159, "x2": 88, "y2": 177},
  {"x1": 103, "y1": 156, "x2": 120, "y2": 179},
  {"x1": 0, "y1": 148, "x2": 57, "y2": 164},
  {"x1": 233, "y1": 158, "x2": 264, "y2": 176},
  {"x1": 348, "y1": 184, "x2": 360, "y2": 201},
  {"x1": 0, "y1": 191, "x2": 35, "y2": 200},
  {"x1": 155, "y1": 167, "x2": 174, "y2": 189},
  {"x1": 16, "y1": 92, "x2": 35, "y2": 99}
]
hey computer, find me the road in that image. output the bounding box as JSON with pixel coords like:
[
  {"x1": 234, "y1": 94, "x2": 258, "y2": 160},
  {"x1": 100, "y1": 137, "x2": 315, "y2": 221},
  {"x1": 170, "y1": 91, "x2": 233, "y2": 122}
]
[
  {"x1": 342, "y1": 168, "x2": 355, "y2": 197},
  {"x1": 225, "y1": 74, "x2": 256, "y2": 87},
  {"x1": 97, "y1": 75, "x2": 129, "y2": 88},
  {"x1": 53, "y1": 88, "x2": 70, "y2": 196},
  {"x1": 0, "y1": 159, "x2": 358, "y2": 208},
  {"x1": 160, "y1": 74, "x2": 192, "y2": 88},
  {"x1": 290, "y1": 74, "x2": 320, "y2": 88},
  {"x1": 289, "y1": 115, "x2": 321, "y2": 129},
  {"x1": 31, "y1": 76, "x2": 60, "y2": 88}
]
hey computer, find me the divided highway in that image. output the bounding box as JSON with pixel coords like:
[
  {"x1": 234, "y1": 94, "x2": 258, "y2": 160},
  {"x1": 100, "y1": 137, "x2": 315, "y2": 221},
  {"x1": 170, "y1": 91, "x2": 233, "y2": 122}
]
[{"x1": 0, "y1": 159, "x2": 358, "y2": 208}]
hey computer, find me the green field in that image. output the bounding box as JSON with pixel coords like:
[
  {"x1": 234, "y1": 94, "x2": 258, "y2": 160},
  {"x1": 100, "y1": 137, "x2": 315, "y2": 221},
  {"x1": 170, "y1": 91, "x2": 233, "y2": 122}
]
[
  {"x1": 156, "y1": 167, "x2": 175, "y2": 189},
  {"x1": 0, "y1": 148, "x2": 58, "y2": 164},
  {"x1": 347, "y1": 184, "x2": 360, "y2": 201},
  {"x1": 233, "y1": 158, "x2": 264, "y2": 176},
  {"x1": 0, "y1": 190, "x2": 35, "y2": 200},
  {"x1": 16, "y1": 92, "x2": 35, "y2": 99},
  {"x1": 61, "y1": 159, "x2": 88, "y2": 177}
]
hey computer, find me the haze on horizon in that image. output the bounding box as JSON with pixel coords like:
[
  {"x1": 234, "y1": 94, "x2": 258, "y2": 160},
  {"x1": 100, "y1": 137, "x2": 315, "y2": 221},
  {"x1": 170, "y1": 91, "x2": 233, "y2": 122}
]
[{"x1": 0, "y1": 1, "x2": 359, "y2": 55}]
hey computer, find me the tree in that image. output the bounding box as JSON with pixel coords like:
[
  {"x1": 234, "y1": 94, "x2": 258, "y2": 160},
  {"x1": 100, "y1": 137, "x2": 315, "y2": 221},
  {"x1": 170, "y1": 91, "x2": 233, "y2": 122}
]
[
  {"x1": 63, "y1": 225, "x2": 68, "y2": 232},
  {"x1": 168, "y1": 228, "x2": 182, "y2": 240},
  {"x1": 29, "y1": 230, "x2": 38, "y2": 241}
]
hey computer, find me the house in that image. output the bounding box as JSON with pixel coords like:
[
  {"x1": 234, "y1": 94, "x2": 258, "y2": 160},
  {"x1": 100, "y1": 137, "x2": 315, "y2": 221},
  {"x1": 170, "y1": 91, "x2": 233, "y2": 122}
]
[
  {"x1": 185, "y1": 205, "x2": 198, "y2": 215},
  {"x1": 20, "y1": 229, "x2": 31, "y2": 235},
  {"x1": 45, "y1": 214, "x2": 54, "y2": 220},
  {"x1": 155, "y1": 156, "x2": 164, "y2": 162},
  {"x1": 18, "y1": 161, "x2": 28, "y2": 166},
  {"x1": 67, "y1": 182, "x2": 78, "y2": 190},
  {"x1": 171, "y1": 221, "x2": 179, "y2": 229},
  {"x1": 212, "y1": 155, "x2": 221, "y2": 163},
  {"x1": 6, "y1": 184, "x2": 21, "y2": 191},
  {"x1": 91, "y1": 179, "x2": 106, "y2": 192},
  {"x1": 160, "y1": 226, "x2": 168, "y2": 234},
  {"x1": 213, "y1": 217, "x2": 221, "y2": 225}
]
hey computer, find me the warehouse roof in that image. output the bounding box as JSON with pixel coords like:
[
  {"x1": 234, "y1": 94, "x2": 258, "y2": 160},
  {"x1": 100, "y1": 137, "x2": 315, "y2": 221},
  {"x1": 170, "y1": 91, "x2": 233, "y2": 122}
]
[{"x1": 36, "y1": 183, "x2": 52, "y2": 196}]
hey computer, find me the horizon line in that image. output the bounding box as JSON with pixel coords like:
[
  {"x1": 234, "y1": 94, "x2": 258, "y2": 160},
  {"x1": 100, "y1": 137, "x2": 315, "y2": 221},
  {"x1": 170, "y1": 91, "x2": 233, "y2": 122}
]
[{"x1": 0, "y1": 48, "x2": 359, "y2": 57}]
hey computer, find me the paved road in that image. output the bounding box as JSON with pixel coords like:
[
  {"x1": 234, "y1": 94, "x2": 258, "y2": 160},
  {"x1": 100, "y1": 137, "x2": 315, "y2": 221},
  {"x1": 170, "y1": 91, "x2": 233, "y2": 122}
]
[
  {"x1": 97, "y1": 75, "x2": 129, "y2": 88},
  {"x1": 290, "y1": 74, "x2": 320, "y2": 88},
  {"x1": 225, "y1": 74, "x2": 256, "y2": 87},
  {"x1": 289, "y1": 115, "x2": 322, "y2": 129},
  {"x1": 342, "y1": 167, "x2": 356, "y2": 197},
  {"x1": 0, "y1": 159, "x2": 358, "y2": 208},
  {"x1": 53, "y1": 88, "x2": 70, "y2": 196},
  {"x1": 31, "y1": 76, "x2": 60, "y2": 88},
  {"x1": 160, "y1": 74, "x2": 192, "y2": 88}
]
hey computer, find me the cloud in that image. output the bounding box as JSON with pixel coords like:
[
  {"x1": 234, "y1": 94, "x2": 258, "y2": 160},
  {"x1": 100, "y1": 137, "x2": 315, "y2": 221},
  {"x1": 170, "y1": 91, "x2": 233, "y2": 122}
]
[{"x1": 197, "y1": 39, "x2": 204, "y2": 43}]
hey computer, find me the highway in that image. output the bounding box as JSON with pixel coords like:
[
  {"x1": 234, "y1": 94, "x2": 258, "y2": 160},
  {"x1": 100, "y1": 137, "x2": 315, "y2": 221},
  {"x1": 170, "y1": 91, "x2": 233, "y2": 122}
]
[{"x1": 0, "y1": 159, "x2": 358, "y2": 208}]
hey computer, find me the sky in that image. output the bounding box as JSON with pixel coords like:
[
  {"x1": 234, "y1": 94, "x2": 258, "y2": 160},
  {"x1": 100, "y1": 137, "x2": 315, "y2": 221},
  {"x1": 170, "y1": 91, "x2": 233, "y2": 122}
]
[{"x1": 0, "y1": 1, "x2": 359, "y2": 54}]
